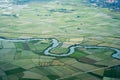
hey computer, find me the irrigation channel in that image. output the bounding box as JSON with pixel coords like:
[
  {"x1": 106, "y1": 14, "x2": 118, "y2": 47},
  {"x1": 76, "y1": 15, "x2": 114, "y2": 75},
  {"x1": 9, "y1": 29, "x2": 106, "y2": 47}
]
[{"x1": 0, "y1": 37, "x2": 120, "y2": 59}]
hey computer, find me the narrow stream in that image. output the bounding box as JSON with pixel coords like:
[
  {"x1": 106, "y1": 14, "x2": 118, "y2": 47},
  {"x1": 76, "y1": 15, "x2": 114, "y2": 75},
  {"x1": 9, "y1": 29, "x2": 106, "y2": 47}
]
[{"x1": 0, "y1": 37, "x2": 120, "y2": 59}]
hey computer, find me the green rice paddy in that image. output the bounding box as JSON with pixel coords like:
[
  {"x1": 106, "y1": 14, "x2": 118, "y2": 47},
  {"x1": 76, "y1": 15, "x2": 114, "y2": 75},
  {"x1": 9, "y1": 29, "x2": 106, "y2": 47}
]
[{"x1": 0, "y1": 0, "x2": 120, "y2": 80}]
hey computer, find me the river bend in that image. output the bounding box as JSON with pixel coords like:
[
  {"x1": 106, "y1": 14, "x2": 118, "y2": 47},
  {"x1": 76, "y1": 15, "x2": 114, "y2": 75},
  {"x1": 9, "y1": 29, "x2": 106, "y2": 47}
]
[{"x1": 0, "y1": 37, "x2": 120, "y2": 59}]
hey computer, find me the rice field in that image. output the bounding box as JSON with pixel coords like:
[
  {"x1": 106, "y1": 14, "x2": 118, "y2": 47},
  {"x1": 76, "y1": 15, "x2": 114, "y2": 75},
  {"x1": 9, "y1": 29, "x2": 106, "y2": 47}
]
[{"x1": 0, "y1": 0, "x2": 120, "y2": 80}]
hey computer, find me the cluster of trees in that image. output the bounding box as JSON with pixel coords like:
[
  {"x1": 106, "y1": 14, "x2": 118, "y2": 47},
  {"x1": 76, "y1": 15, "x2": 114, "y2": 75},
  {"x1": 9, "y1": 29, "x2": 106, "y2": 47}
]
[{"x1": 89, "y1": 0, "x2": 120, "y2": 11}]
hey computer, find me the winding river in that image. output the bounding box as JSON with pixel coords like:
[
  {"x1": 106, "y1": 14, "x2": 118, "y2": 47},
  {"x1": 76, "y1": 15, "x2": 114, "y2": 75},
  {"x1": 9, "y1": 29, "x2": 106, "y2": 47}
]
[{"x1": 0, "y1": 37, "x2": 120, "y2": 59}]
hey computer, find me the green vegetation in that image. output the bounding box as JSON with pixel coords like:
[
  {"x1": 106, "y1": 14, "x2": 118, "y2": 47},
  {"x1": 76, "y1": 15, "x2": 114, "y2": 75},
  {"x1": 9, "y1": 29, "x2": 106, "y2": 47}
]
[
  {"x1": 70, "y1": 48, "x2": 88, "y2": 59},
  {"x1": 28, "y1": 39, "x2": 51, "y2": 53},
  {"x1": 5, "y1": 68, "x2": 25, "y2": 75},
  {"x1": 51, "y1": 46, "x2": 69, "y2": 54},
  {"x1": 14, "y1": 42, "x2": 24, "y2": 50},
  {"x1": 47, "y1": 75, "x2": 60, "y2": 80},
  {"x1": 0, "y1": 41, "x2": 3, "y2": 49},
  {"x1": 104, "y1": 66, "x2": 120, "y2": 78},
  {"x1": 0, "y1": 0, "x2": 120, "y2": 80}
]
